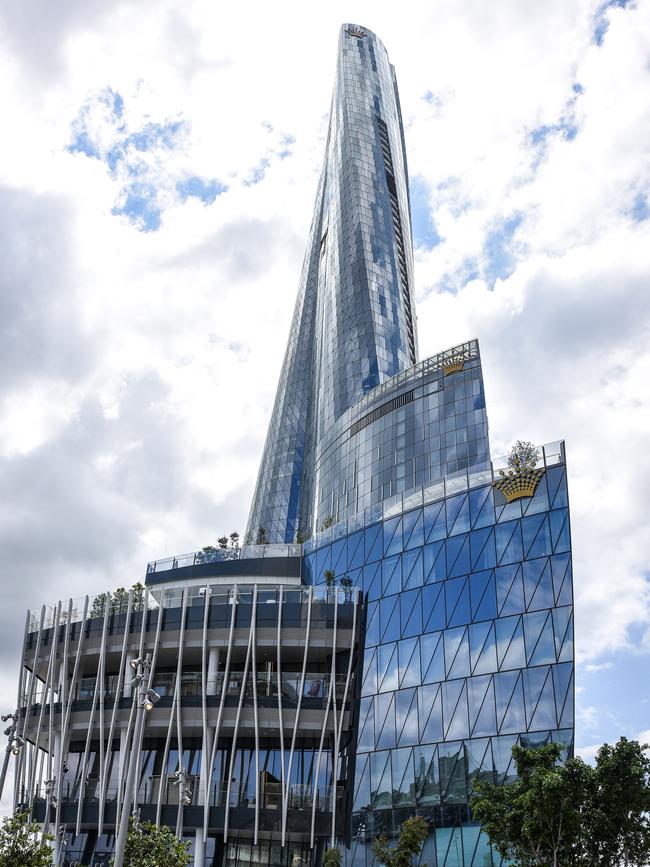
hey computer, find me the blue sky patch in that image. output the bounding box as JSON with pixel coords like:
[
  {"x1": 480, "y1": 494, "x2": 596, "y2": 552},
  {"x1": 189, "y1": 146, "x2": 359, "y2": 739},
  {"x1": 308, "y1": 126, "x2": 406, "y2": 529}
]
[
  {"x1": 410, "y1": 176, "x2": 441, "y2": 249},
  {"x1": 631, "y1": 192, "x2": 649, "y2": 222},
  {"x1": 482, "y1": 214, "x2": 523, "y2": 286},
  {"x1": 67, "y1": 88, "x2": 228, "y2": 231},
  {"x1": 176, "y1": 176, "x2": 228, "y2": 204},
  {"x1": 593, "y1": 0, "x2": 630, "y2": 45}
]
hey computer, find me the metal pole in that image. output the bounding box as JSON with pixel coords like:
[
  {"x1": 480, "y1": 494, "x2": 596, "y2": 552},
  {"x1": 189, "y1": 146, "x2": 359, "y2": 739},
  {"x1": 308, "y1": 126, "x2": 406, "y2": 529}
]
[{"x1": 113, "y1": 655, "x2": 154, "y2": 867}]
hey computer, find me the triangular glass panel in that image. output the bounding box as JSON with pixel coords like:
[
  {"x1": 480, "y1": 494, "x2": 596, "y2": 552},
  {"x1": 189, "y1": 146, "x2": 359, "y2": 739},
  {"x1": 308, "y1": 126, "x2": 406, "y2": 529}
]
[
  {"x1": 495, "y1": 520, "x2": 521, "y2": 565},
  {"x1": 441, "y1": 826, "x2": 463, "y2": 866},
  {"x1": 468, "y1": 675, "x2": 495, "y2": 737},
  {"x1": 422, "y1": 583, "x2": 446, "y2": 634},
  {"x1": 377, "y1": 642, "x2": 399, "y2": 693},
  {"x1": 496, "y1": 564, "x2": 525, "y2": 616},
  {"x1": 375, "y1": 692, "x2": 396, "y2": 750},
  {"x1": 522, "y1": 471, "x2": 549, "y2": 517},
  {"x1": 370, "y1": 750, "x2": 392, "y2": 808},
  {"x1": 551, "y1": 553, "x2": 573, "y2": 606},
  {"x1": 414, "y1": 743, "x2": 440, "y2": 805},
  {"x1": 357, "y1": 696, "x2": 374, "y2": 751},
  {"x1": 445, "y1": 626, "x2": 470, "y2": 679},
  {"x1": 522, "y1": 513, "x2": 551, "y2": 559},
  {"x1": 469, "y1": 621, "x2": 497, "y2": 676},
  {"x1": 550, "y1": 508, "x2": 570, "y2": 554},
  {"x1": 547, "y1": 465, "x2": 568, "y2": 508},
  {"x1": 347, "y1": 531, "x2": 364, "y2": 571},
  {"x1": 496, "y1": 672, "x2": 525, "y2": 734},
  {"x1": 424, "y1": 500, "x2": 446, "y2": 543},
  {"x1": 552, "y1": 607, "x2": 571, "y2": 658},
  {"x1": 392, "y1": 747, "x2": 415, "y2": 806},
  {"x1": 492, "y1": 733, "x2": 518, "y2": 783},
  {"x1": 470, "y1": 830, "x2": 493, "y2": 867},
  {"x1": 400, "y1": 588, "x2": 422, "y2": 638},
  {"x1": 496, "y1": 615, "x2": 525, "y2": 670},
  {"x1": 364, "y1": 523, "x2": 382, "y2": 565},
  {"x1": 469, "y1": 569, "x2": 497, "y2": 621},
  {"x1": 380, "y1": 596, "x2": 400, "y2": 643},
  {"x1": 402, "y1": 548, "x2": 423, "y2": 590},
  {"x1": 469, "y1": 484, "x2": 495, "y2": 529},
  {"x1": 315, "y1": 544, "x2": 332, "y2": 584},
  {"x1": 363, "y1": 561, "x2": 382, "y2": 601},
  {"x1": 559, "y1": 671, "x2": 574, "y2": 729},
  {"x1": 439, "y1": 741, "x2": 467, "y2": 804},
  {"x1": 522, "y1": 665, "x2": 549, "y2": 728},
  {"x1": 361, "y1": 647, "x2": 378, "y2": 696},
  {"x1": 554, "y1": 608, "x2": 573, "y2": 662},
  {"x1": 446, "y1": 493, "x2": 469, "y2": 536},
  {"x1": 443, "y1": 680, "x2": 469, "y2": 740},
  {"x1": 446, "y1": 534, "x2": 471, "y2": 578},
  {"x1": 365, "y1": 601, "x2": 379, "y2": 647},
  {"x1": 353, "y1": 752, "x2": 371, "y2": 812},
  {"x1": 383, "y1": 516, "x2": 403, "y2": 557},
  {"x1": 470, "y1": 527, "x2": 496, "y2": 571},
  {"x1": 525, "y1": 558, "x2": 554, "y2": 612},
  {"x1": 331, "y1": 539, "x2": 346, "y2": 575},
  {"x1": 446, "y1": 576, "x2": 471, "y2": 627},
  {"x1": 525, "y1": 611, "x2": 555, "y2": 665},
  {"x1": 421, "y1": 631, "x2": 445, "y2": 683},
  {"x1": 398, "y1": 637, "x2": 420, "y2": 688},
  {"x1": 424, "y1": 540, "x2": 446, "y2": 583},
  {"x1": 552, "y1": 662, "x2": 573, "y2": 724},
  {"x1": 382, "y1": 554, "x2": 401, "y2": 596},
  {"x1": 403, "y1": 509, "x2": 424, "y2": 550},
  {"x1": 418, "y1": 683, "x2": 443, "y2": 742},
  {"x1": 528, "y1": 667, "x2": 557, "y2": 731},
  {"x1": 396, "y1": 687, "x2": 418, "y2": 746}
]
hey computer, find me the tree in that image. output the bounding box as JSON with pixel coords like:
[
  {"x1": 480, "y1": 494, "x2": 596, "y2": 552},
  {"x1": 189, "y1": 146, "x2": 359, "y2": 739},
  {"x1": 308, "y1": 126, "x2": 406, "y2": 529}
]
[
  {"x1": 324, "y1": 570, "x2": 336, "y2": 588},
  {"x1": 372, "y1": 815, "x2": 429, "y2": 867},
  {"x1": 113, "y1": 815, "x2": 190, "y2": 866},
  {"x1": 229, "y1": 531, "x2": 240, "y2": 548},
  {"x1": 0, "y1": 811, "x2": 53, "y2": 867},
  {"x1": 470, "y1": 739, "x2": 650, "y2": 867},
  {"x1": 504, "y1": 440, "x2": 540, "y2": 474},
  {"x1": 340, "y1": 575, "x2": 353, "y2": 600},
  {"x1": 217, "y1": 536, "x2": 229, "y2": 549},
  {"x1": 582, "y1": 738, "x2": 650, "y2": 866},
  {"x1": 322, "y1": 848, "x2": 342, "y2": 867}
]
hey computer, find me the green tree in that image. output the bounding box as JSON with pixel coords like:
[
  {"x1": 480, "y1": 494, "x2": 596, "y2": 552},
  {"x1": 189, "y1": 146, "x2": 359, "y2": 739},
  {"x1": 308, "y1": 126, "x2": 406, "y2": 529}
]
[
  {"x1": 471, "y1": 743, "x2": 588, "y2": 867},
  {"x1": 582, "y1": 737, "x2": 650, "y2": 866},
  {"x1": 113, "y1": 815, "x2": 190, "y2": 866},
  {"x1": 506, "y1": 440, "x2": 540, "y2": 473},
  {"x1": 0, "y1": 811, "x2": 53, "y2": 867},
  {"x1": 322, "y1": 847, "x2": 342, "y2": 867},
  {"x1": 324, "y1": 570, "x2": 336, "y2": 588},
  {"x1": 372, "y1": 815, "x2": 429, "y2": 867}
]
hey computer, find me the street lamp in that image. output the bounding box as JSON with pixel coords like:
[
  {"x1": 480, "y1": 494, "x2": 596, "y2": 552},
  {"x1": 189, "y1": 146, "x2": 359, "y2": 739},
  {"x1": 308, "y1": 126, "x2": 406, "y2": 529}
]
[{"x1": 113, "y1": 654, "x2": 156, "y2": 867}]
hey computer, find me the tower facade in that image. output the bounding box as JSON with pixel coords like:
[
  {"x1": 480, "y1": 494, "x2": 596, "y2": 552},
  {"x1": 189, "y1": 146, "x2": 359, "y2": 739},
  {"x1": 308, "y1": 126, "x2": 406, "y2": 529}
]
[{"x1": 247, "y1": 24, "x2": 418, "y2": 547}]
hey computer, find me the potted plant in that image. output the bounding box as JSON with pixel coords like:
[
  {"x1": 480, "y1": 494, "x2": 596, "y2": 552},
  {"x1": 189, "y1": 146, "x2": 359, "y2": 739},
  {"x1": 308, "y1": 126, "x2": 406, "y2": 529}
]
[{"x1": 493, "y1": 440, "x2": 545, "y2": 503}]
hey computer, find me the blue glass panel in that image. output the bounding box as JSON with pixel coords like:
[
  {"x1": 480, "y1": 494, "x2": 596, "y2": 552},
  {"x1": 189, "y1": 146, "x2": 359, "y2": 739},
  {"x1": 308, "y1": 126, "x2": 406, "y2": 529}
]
[
  {"x1": 424, "y1": 500, "x2": 446, "y2": 542},
  {"x1": 363, "y1": 561, "x2": 382, "y2": 601},
  {"x1": 303, "y1": 553, "x2": 316, "y2": 585},
  {"x1": 370, "y1": 749, "x2": 392, "y2": 807},
  {"x1": 469, "y1": 570, "x2": 497, "y2": 622},
  {"x1": 315, "y1": 544, "x2": 332, "y2": 583},
  {"x1": 469, "y1": 485, "x2": 495, "y2": 529},
  {"x1": 375, "y1": 693, "x2": 396, "y2": 749},
  {"x1": 378, "y1": 642, "x2": 399, "y2": 692},
  {"x1": 546, "y1": 465, "x2": 568, "y2": 508},
  {"x1": 469, "y1": 527, "x2": 496, "y2": 571},
  {"x1": 468, "y1": 675, "x2": 496, "y2": 737},
  {"x1": 495, "y1": 519, "x2": 523, "y2": 565},
  {"x1": 398, "y1": 637, "x2": 420, "y2": 688},
  {"x1": 446, "y1": 493, "x2": 470, "y2": 536},
  {"x1": 524, "y1": 610, "x2": 555, "y2": 665},
  {"x1": 422, "y1": 583, "x2": 446, "y2": 633},
  {"x1": 365, "y1": 524, "x2": 382, "y2": 564},
  {"x1": 446, "y1": 534, "x2": 470, "y2": 578},
  {"x1": 357, "y1": 697, "x2": 375, "y2": 751},
  {"x1": 439, "y1": 741, "x2": 467, "y2": 803},
  {"x1": 492, "y1": 733, "x2": 518, "y2": 782},
  {"x1": 383, "y1": 516, "x2": 403, "y2": 556},
  {"x1": 523, "y1": 557, "x2": 552, "y2": 611},
  {"x1": 443, "y1": 681, "x2": 469, "y2": 740},
  {"x1": 446, "y1": 577, "x2": 471, "y2": 627},
  {"x1": 418, "y1": 684, "x2": 443, "y2": 742},
  {"x1": 347, "y1": 531, "x2": 364, "y2": 571},
  {"x1": 496, "y1": 564, "x2": 525, "y2": 616},
  {"x1": 403, "y1": 508, "x2": 424, "y2": 550},
  {"x1": 551, "y1": 553, "x2": 573, "y2": 606},
  {"x1": 522, "y1": 513, "x2": 552, "y2": 559},
  {"x1": 382, "y1": 554, "x2": 401, "y2": 596},
  {"x1": 495, "y1": 671, "x2": 525, "y2": 734},
  {"x1": 469, "y1": 621, "x2": 497, "y2": 676},
  {"x1": 353, "y1": 753, "x2": 371, "y2": 812},
  {"x1": 550, "y1": 508, "x2": 570, "y2": 553},
  {"x1": 424, "y1": 540, "x2": 446, "y2": 583},
  {"x1": 414, "y1": 743, "x2": 440, "y2": 805},
  {"x1": 331, "y1": 538, "x2": 347, "y2": 574},
  {"x1": 496, "y1": 615, "x2": 525, "y2": 670},
  {"x1": 445, "y1": 627, "x2": 470, "y2": 679},
  {"x1": 392, "y1": 747, "x2": 415, "y2": 806},
  {"x1": 380, "y1": 596, "x2": 400, "y2": 643},
  {"x1": 395, "y1": 688, "x2": 419, "y2": 746},
  {"x1": 400, "y1": 588, "x2": 422, "y2": 638},
  {"x1": 366, "y1": 601, "x2": 380, "y2": 647},
  {"x1": 420, "y1": 631, "x2": 445, "y2": 683},
  {"x1": 362, "y1": 648, "x2": 378, "y2": 697},
  {"x1": 524, "y1": 666, "x2": 556, "y2": 730},
  {"x1": 402, "y1": 547, "x2": 423, "y2": 590},
  {"x1": 553, "y1": 607, "x2": 573, "y2": 662}
]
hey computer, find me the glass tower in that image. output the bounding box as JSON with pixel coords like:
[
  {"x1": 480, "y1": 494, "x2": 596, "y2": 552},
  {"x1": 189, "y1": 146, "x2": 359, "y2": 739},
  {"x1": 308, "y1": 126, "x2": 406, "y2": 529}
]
[
  {"x1": 249, "y1": 22, "x2": 575, "y2": 867},
  {"x1": 247, "y1": 24, "x2": 418, "y2": 547}
]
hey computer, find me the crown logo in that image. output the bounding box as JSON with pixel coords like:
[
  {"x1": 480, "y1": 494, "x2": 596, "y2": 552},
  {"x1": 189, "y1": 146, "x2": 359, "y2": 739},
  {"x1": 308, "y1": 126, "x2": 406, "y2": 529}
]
[
  {"x1": 346, "y1": 26, "x2": 366, "y2": 39},
  {"x1": 442, "y1": 352, "x2": 470, "y2": 376}
]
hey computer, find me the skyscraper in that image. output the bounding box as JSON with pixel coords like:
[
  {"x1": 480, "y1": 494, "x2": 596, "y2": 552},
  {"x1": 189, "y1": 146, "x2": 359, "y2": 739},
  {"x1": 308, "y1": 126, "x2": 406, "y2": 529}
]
[{"x1": 6, "y1": 22, "x2": 574, "y2": 867}]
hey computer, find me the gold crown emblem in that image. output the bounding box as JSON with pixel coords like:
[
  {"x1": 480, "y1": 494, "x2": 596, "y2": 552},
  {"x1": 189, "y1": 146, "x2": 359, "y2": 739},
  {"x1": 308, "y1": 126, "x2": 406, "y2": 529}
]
[
  {"x1": 346, "y1": 26, "x2": 366, "y2": 39},
  {"x1": 493, "y1": 468, "x2": 545, "y2": 503},
  {"x1": 442, "y1": 353, "x2": 470, "y2": 375}
]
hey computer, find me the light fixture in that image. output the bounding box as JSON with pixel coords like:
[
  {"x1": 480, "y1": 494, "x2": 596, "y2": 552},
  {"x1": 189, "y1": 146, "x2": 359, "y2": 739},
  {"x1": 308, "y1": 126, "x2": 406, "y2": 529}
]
[
  {"x1": 130, "y1": 657, "x2": 143, "y2": 671},
  {"x1": 1, "y1": 714, "x2": 14, "y2": 723},
  {"x1": 11, "y1": 736, "x2": 24, "y2": 756},
  {"x1": 142, "y1": 688, "x2": 160, "y2": 711}
]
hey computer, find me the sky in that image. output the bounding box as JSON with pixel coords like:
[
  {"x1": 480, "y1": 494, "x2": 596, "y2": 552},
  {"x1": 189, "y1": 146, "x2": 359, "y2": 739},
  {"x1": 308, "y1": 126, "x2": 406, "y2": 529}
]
[{"x1": 0, "y1": 0, "x2": 649, "y2": 805}]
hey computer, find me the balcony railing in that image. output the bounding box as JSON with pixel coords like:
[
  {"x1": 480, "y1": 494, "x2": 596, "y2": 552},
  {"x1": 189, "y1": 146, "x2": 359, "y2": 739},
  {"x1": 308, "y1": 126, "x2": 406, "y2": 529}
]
[{"x1": 147, "y1": 543, "x2": 302, "y2": 575}]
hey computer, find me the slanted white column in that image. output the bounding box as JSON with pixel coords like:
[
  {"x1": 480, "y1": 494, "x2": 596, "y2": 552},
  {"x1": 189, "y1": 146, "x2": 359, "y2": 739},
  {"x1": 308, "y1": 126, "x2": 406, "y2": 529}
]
[
  {"x1": 194, "y1": 831, "x2": 205, "y2": 867},
  {"x1": 207, "y1": 648, "x2": 219, "y2": 696}
]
